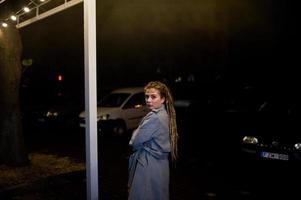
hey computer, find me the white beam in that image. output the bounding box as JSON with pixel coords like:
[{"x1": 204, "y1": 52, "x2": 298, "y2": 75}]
[
  {"x1": 84, "y1": 0, "x2": 99, "y2": 199},
  {"x1": 17, "y1": 0, "x2": 83, "y2": 29}
]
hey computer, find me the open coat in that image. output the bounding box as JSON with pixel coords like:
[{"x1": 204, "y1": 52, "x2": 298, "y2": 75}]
[{"x1": 128, "y1": 105, "x2": 170, "y2": 200}]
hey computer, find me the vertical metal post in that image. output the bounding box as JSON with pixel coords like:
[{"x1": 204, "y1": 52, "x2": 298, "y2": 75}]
[{"x1": 84, "y1": 0, "x2": 99, "y2": 199}]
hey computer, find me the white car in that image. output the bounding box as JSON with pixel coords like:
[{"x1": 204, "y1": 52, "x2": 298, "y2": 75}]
[{"x1": 79, "y1": 87, "x2": 148, "y2": 135}]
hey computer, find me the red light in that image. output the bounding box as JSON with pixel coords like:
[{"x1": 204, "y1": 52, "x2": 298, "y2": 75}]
[{"x1": 57, "y1": 75, "x2": 63, "y2": 81}]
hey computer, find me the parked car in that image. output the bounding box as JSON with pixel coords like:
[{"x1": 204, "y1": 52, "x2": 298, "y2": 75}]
[
  {"x1": 22, "y1": 94, "x2": 83, "y2": 130},
  {"x1": 219, "y1": 85, "x2": 301, "y2": 163},
  {"x1": 78, "y1": 87, "x2": 148, "y2": 135},
  {"x1": 239, "y1": 101, "x2": 301, "y2": 162}
]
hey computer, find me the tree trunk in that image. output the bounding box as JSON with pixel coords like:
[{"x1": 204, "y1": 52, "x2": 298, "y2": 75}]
[{"x1": 0, "y1": 23, "x2": 29, "y2": 165}]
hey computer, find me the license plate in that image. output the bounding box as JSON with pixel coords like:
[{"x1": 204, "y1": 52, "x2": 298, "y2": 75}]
[{"x1": 260, "y1": 151, "x2": 289, "y2": 161}]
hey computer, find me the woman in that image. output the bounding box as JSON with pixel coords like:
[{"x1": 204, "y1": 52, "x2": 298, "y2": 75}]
[{"x1": 128, "y1": 81, "x2": 178, "y2": 200}]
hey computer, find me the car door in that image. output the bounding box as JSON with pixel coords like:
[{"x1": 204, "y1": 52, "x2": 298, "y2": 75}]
[{"x1": 122, "y1": 92, "x2": 148, "y2": 129}]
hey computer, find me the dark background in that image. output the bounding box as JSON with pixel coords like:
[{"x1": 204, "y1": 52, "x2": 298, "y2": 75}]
[
  {"x1": 5, "y1": 0, "x2": 296, "y2": 106},
  {"x1": 0, "y1": 0, "x2": 300, "y2": 128},
  {"x1": 1, "y1": 1, "x2": 300, "y2": 199}
]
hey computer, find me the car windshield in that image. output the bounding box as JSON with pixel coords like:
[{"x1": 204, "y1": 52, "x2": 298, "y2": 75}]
[{"x1": 98, "y1": 93, "x2": 130, "y2": 107}]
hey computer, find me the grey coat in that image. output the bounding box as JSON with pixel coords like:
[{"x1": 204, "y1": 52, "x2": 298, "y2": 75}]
[{"x1": 128, "y1": 105, "x2": 170, "y2": 200}]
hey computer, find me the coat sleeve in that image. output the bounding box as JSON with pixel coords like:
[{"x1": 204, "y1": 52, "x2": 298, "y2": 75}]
[{"x1": 131, "y1": 112, "x2": 160, "y2": 147}]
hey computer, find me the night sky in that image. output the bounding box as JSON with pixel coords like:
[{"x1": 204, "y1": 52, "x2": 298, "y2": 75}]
[{"x1": 1, "y1": 0, "x2": 300, "y2": 103}]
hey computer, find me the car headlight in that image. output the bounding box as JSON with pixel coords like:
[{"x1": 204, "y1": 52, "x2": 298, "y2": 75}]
[
  {"x1": 98, "y1": 114, "x2": 110, "y2": 121},
  {"x1": 294, "y1": 143, "x2": 301, "y2": 150},
  {"x1": 46, "y1": 111, "x2": 59, "y2": 117},
  {"x1": 242, "y1": 136, "x2": 258, "y2": 144}
]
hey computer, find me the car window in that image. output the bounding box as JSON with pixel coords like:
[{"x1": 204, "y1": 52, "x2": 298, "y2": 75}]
[
  {"x1": 123, "y1": 92, "x2": 146, "y2": 109},
  {"x1": 98, "y1": 93, "x2": 130, "y2": 107}
]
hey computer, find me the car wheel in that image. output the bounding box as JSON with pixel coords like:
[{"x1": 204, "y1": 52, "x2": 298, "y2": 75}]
[{"x1": 113, "y1": 120, "x2": 126, "y2": 135}]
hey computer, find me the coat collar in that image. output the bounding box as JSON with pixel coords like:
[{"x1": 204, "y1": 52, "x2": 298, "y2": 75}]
[{"x1": 152, "y1": 104, "x2": 165, "y2": 113}]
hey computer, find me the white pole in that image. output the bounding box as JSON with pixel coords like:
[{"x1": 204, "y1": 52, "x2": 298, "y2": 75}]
[{"x1": 83, "y1": 0, "x2": 99, "y2": 199}]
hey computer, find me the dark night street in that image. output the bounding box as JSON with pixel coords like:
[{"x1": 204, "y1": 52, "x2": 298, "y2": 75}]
[
  {"x1": 1, "y1": 0, "x2": 301, "y2": 199},
  {"x1": 1, "y1": 111, "x2": 299, "y2": 200}
]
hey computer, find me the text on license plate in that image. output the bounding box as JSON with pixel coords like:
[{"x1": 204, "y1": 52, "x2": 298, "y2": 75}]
[{"x1": 260, "y1": 151, "x2": 289, "y2": 161}]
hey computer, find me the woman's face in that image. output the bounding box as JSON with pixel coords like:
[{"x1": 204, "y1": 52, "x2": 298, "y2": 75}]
[{"x1": 145, "y1": 88, "x2": 165, "y2": 110}]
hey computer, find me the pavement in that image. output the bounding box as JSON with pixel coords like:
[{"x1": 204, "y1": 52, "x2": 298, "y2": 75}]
[
  {"x1": 2, "y1": 147, "x2": 297, "y2": 200},
  {"x1": 0, "y1": 156, "x2": 255, "y2": 200},
  {"x1": 1, "y1": 123, "x2": 293, "y2": 200},
  {"x1": 0, "y1": 170, "x2": 86, "y2": 200},
  {"x1": 0, "y1": 131, "x2": 210, "y2": 200},
  {"x1": 0, "y1": 164, "x2": 203, "y2": 200}
]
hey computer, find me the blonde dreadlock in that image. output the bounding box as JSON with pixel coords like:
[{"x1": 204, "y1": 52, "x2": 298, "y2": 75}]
[{"x1": 144, "y1": 81, "x2": 179, "y2": 161}]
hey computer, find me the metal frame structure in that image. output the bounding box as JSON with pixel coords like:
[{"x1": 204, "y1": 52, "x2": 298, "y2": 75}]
[
  {"x1": 16, "y1": 0, "x2": 84, "y2": 28},
  {"x1": 4, "y1": 0, "x2": 99, "y2": 199},
  {"x1": 83, "y1": 0, "x2": 99, "y2": 199}
]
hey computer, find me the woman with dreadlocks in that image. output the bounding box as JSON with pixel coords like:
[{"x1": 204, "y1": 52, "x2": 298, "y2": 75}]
[{"x1": 128, "y1": 81, "x2": 178, "y2": 200}]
